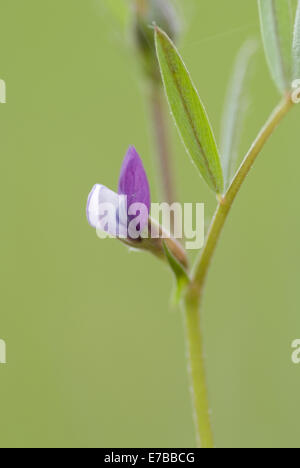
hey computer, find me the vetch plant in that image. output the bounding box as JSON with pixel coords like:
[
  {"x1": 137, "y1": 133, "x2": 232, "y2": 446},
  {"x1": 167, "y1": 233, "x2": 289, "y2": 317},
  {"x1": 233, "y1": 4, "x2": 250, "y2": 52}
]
[
  {"x1": 87, "y1": 146, "x2": 151, "y2": 239},
  {"x1": 88, "y1": 0, "x2": 300, "y2": 448},
  {"x1": 87, "y1": 145, "x2": 188, "y2": 267}
]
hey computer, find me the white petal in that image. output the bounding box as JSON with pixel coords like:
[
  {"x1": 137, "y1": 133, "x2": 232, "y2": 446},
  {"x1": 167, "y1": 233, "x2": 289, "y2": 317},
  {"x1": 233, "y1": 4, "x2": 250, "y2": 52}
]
[{"x1": 86, "y1": 184, "x2": 128, "y2": 237}]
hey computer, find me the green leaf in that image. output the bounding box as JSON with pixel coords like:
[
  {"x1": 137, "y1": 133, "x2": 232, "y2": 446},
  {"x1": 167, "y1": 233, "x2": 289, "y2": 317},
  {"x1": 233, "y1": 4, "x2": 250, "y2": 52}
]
[
  {"x1": 155, "y1": 27, "x2": 224, "y2": 194},
  {"x1": 163, "y1": 241, "x2": 190, "y2": 304},
  {"x1": 293, "y1": 0, "x2": 300, "y2": 79},
  {"x1": 258, "y1": 0, "x2": 293, "y2": 93},
  {"x1": 220, "y1": 40, "x2": 258, "y2": 188}
]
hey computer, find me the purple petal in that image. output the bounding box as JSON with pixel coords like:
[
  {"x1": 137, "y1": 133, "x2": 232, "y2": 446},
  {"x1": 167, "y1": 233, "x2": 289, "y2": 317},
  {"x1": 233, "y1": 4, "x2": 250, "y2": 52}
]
[{"x1": 118, "y1": 146, "x2": 151, "y2": 231}]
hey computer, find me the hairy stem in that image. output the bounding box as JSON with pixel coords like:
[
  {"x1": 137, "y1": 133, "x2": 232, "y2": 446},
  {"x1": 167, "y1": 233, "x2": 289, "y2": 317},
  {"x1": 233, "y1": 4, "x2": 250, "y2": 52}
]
[
  {"x1": 184, "y1": 93, "x2": 294, "y2": 448},
  {"x1": 183, "y1": 288, "x2": 214, "y2": 448}
]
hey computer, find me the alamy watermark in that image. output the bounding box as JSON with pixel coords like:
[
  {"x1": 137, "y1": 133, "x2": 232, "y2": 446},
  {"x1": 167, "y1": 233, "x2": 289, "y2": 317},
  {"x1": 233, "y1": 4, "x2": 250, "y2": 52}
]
[
  {"x1": 0, "y1": 79, "x2": 6, "y2": 103},
  {"x1": 94, "y1": 200, "x2": 205, "y2": 250},
  {"x1": 291, "y1": 339, "x2": 300, "y2": 364},
  {"x1": 0, "y1": 339, "x2": 6, "y2": 364},
  {"x1": 1, "y1": 79, "x2": 7, "y2": 363},
  {"x1": 1, "y1": 80, "x2": 7, "y2": 364}
]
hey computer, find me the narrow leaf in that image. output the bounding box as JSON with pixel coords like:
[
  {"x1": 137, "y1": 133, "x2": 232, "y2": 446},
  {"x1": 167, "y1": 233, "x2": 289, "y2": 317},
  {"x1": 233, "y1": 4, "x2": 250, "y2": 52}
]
[
  {"x1": 293, "y1": 0, "x2": 300, "y2": 79},
  {"x1": 155, "y1": 27, "x2": 224, "y2": 194},
  {"x1": 163, "y1": 241, "x2": 190, "y2": 304},
  {"x1": 258, "y1": 0, "x2": 293, "y2": 93},
  {"x1": 220, "y1": 40, "x2": 258, "y2": 188}
]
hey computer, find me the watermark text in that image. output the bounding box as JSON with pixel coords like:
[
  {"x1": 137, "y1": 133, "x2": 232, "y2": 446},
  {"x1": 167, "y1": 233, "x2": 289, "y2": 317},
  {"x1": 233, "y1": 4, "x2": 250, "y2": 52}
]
[
  {"x1": 0, "y1": 339, "x2": 6, "y2": 364},
  {"x1": 0, "y1": 79, "x2": 6, "y2": 103},
  {"x1": 291, "y1": 339, "x2": 300, "y2": 364},
  {"x1": 94, "y1": 201, "x2": 205, "y2": 250}
]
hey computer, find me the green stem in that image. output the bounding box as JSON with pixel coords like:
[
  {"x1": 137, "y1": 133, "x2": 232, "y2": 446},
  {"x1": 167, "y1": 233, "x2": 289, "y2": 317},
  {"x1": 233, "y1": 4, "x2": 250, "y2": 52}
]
[
  {"x1": 183, "y1": 289, "x2": 214, "y2": 448},
  {"x1": 184, "y1": 93, "x2": 294, "y2": 448},
  {"x1": 194, "y1": 94, "x2": 293, "y2": 292}
]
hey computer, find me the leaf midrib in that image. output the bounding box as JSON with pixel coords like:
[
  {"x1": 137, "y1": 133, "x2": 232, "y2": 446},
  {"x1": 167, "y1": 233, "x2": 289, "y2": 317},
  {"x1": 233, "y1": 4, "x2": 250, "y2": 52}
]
[{"x1": 159, "y1": 33, "x2": 220, "y2": 193}]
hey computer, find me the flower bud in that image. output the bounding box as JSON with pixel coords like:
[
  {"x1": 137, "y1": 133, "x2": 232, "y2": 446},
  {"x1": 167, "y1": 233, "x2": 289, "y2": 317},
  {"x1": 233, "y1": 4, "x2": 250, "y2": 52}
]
[
  {"x1": 86, "y1": 145, "x2": 188, "y2": 270},
  {"x1": 132, "y1": 0, "x2": 180, "y2": 84}
]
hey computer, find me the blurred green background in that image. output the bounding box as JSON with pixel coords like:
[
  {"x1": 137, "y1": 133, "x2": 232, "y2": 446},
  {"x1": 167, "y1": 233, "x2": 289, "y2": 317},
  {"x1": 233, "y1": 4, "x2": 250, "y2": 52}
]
[{"x1": 1, "y1": 0, "x2": 300, "y2": 448}]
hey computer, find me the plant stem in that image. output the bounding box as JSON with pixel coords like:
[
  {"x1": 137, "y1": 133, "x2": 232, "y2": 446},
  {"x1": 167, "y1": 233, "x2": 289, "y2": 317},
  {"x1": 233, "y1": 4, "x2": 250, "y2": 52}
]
[
  {"x1": 193, "y1": 93, "x2": 293, "y2": 293},
  {"x1": 183, "y1": 288, "x2": 214, "y2": 448},
  {"x1": 151, "y1": 86, "x2": 177, "y2": 205},
  {"x1": 184, "y1": 93, "x2": 294, "y2": 448}
]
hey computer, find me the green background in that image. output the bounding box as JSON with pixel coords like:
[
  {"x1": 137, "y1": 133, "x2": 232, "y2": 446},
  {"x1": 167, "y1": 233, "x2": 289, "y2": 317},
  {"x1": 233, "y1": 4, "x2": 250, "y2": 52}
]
[{"x1": 1, "y1": 0, "x2": 300, "y2": 448}]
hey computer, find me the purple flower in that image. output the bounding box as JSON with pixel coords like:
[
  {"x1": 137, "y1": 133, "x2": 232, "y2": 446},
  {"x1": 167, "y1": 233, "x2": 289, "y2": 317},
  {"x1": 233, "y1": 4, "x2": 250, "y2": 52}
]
[
  {"x1": 86, "y1": 146, "x2": 151, "y2": 238},
  {"x1": 118, "y1": 146, "x2": 151, "y2": 230}
]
